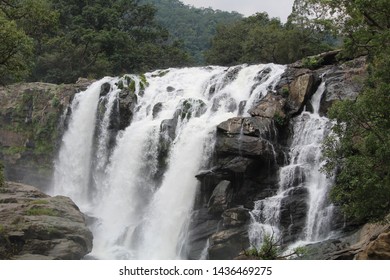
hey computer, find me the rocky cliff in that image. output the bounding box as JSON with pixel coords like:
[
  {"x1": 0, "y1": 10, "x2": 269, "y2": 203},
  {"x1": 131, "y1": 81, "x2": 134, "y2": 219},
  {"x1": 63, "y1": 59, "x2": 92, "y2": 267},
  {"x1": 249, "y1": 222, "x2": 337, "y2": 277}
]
[
  {"x1": 0, "y1": 79, "x2": 92, "y2": 191},
  {"x1": 0, "y1": 181, "x2": 93, "y2": 259}
]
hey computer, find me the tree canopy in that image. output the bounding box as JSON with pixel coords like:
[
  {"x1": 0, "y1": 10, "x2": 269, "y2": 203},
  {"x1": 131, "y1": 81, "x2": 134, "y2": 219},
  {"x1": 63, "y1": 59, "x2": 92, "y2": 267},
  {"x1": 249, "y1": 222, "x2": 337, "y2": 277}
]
[
  {"x1": 204, "y1": 12, "x2": 335, "y2": 66},
  {"x1": 139, "y1": 0, "x2": 242, "y2": 64},
  {"x1": 0, "y1": 0, "x2": 191, "y2": 84}
]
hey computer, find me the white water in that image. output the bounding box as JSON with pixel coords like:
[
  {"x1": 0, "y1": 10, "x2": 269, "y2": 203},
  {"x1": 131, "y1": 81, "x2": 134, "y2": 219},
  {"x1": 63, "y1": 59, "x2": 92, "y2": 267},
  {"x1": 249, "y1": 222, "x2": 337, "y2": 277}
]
[
  {"x1": 52, "y1": 64, "x2": 286, "y2": 259},
  {"x1": 52, "y1": 77, "x2": 115, "y2": 207},
  {"x1": 249, "y1": 81, "x2": 335, "y2": 250}
]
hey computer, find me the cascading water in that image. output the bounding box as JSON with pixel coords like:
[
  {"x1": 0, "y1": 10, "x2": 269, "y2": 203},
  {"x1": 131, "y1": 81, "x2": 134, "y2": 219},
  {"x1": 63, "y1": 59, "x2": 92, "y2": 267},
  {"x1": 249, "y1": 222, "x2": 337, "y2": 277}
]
[
  {"x1": 52, "y1": 64, "x2": 286, "y2": 259},
  {"x1": 249, "y1": 80, "x2": 335, "y2": 251}
]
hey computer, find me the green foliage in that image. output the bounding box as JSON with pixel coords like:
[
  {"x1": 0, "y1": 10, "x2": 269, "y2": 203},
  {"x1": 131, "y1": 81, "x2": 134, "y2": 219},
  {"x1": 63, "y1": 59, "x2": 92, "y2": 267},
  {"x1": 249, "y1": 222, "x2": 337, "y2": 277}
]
[
  {"x1": 26, "y1": 207, "x2": 58, "y2": 216},
  {"x1": 0, "y1": 13, "x2": 34, "y2": 84},
  {"x1": 295, "y1": 0, "x2": 390, "y2": 222},
  {"x1": 274, "y1": 114, "x2": 287, "y2": 127},
  {"x1": 139, "y1": 0, "x2": 242, "y2": 64},
  {"x1": 30, "y1": 199, "x2": 49, "y2": 205},
  {"x1": 205, "y1": 12, "x2": 334, "y2": 66},
  {"x1": 246, "y1": 233, "x2": 308, "y2": 260},
  {"x1": 322, "y1": 53, "x2": 390, "y2": 222},
  {"x1": 301, "y1": 56, "x2": 324, "y2": 69}
]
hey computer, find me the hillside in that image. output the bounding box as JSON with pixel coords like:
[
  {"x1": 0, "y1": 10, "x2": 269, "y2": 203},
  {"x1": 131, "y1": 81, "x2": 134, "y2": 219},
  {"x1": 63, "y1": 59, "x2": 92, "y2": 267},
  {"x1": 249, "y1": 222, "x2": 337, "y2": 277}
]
[{"x1": 139, "y1": 0, "x2": 242, "y2": 64}]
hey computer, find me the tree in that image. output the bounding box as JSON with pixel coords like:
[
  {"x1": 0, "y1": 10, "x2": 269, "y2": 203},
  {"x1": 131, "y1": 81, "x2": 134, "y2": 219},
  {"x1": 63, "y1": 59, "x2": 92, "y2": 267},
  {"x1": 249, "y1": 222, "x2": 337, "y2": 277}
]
[
  {"x1": 32, "y1": 0, "x2": 190, "y2": 83},
  {"x1": 205, "y1": 12, "x2": 334, "y2": 66},
  {"x1": 0, "y1": 13, "x2": 33, "y2": 84}
]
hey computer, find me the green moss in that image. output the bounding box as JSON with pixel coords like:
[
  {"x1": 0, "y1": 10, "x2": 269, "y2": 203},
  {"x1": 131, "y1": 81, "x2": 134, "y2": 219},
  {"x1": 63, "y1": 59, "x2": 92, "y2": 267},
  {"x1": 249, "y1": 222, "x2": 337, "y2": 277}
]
[
  {"x1": 302, "y1": 56, "x2": 324, "y2": 70},
  {"x1": 3, "y1": 146, "x2": 26, "y2": 155},
  {"x1": 30, "y1": 200, "x2": 49, "y2": 205},
  {"x1": 26, "y1": 208, "x2": 58, "y2": 216},
  {"x1": 281, "y1": 87, "x2": 289, "y2": 97},
  {"x1": 274, "y1": 113, "x2": 287, "y2": 126},
  {"x1": 51, "y1": 95, "x2": 60, "y2": 108}
]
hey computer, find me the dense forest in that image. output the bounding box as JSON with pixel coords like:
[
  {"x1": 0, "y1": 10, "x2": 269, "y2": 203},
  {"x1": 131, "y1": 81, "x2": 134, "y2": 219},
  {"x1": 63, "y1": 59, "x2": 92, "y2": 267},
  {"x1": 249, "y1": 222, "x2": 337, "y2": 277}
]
[
  {"x1": 139, "y1": 0, "x2": 243, "y2": 64},
  {"x1": 0, "y1": 0, "x2": 389, "y2": 224}
]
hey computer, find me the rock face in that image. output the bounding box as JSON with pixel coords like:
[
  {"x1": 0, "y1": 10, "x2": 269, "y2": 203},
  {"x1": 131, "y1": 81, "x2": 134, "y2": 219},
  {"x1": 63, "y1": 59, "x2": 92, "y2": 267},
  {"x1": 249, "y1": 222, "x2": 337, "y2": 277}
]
[
  {"x1": 0, "y1": 181, "x2": 93, "y2": 259},
  {"x1": 0, "y1": 81, "x2": 92, "y2": 191}
]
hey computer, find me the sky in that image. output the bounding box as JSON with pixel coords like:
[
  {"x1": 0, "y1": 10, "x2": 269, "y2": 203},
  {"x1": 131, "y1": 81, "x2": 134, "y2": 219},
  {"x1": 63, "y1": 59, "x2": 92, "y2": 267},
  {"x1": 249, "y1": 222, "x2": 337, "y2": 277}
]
[{"x1": 180, "y1": 0, "x2": 295, "y2": 22}]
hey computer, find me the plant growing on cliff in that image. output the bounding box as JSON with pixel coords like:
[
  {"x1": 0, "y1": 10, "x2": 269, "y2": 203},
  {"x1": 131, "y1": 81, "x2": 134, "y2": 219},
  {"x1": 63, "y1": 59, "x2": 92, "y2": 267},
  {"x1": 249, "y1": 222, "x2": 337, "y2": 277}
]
[{"x1": 245, "y1": 233, "x2": 306, "y2": 260}]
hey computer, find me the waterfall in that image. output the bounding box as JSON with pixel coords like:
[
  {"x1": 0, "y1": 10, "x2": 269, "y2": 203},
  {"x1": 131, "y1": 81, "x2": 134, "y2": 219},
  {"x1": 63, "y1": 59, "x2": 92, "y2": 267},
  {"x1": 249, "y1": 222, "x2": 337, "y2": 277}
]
[
  {"x1": 52, "y1": 77, "x2": 116, "y2": 208},
  {"x1": 249, "y1": 81, "x2": 335, "y2": 250},
  {"x1": 53, "y1": 63, "x2": 334, "y2": 260}
]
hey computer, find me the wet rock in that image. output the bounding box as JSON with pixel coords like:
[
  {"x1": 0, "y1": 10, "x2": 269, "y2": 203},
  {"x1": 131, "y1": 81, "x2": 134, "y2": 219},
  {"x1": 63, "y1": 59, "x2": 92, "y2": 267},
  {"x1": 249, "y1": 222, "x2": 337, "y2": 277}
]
[
  {"x1": 222, "y1": 208, "x2": 250, "y2": 228},
  {"x1": 217, "y1": 117, "x2": 276, "y2": 139},
  {"x1": 118, "y1": 88, "x2": 137, "y2": 130},
  {"x1": 215, "y1": 134, "x2": 275, "y2": 159},
  {"x1": 166, "y1": 86, "x2": 175, "y2": 92},
  {"x1": 208, "y1": 180, "x2": 233, "y2": 215},
  {"x1": 238, "y1": 101, "x2": 247, "y2": 116},
  {"x1": 320, "y1": 56, "x2": 367, "y2": 115},
  {"x1": 100, "y1": 82, "x2": 111, "y2": 97},
  {"x1": 287, "y1": 73, "x2": 319, "y2": 115},
  {"x1": 279, "y1": 187, "x2": 308, "y2": 243},
  {"x1": 186, "y1": 208, "x2": 220, "y2": 260},
  {"x1": 152, "y1": 102, "x2": 163, "y2": 119},
  {"x1": 208, "y1": 227, "x2": 249, "y2": 260},
  {"x1": 0, "y1": 182, "x2": 93, "y2": 260}
]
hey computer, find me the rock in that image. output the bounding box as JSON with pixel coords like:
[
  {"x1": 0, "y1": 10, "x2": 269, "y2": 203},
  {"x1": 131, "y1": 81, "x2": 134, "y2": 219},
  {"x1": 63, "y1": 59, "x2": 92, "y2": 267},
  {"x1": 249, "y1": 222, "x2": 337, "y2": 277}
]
[
  {"x1": 320, "y1": 56, "x2": 367, "y2": 115},
  {"x1": 100, "y1": 82, "x2": 111, "y2": 97},
  {"x1": 186, "y1": 208, "x2": 220, "y2": 260},
  {"x1": 166, "y1": 86, "x2": 175, "y2": 92},
  {"x1": 215, "y1": 134, "x2": 275, "y2": 159},
  {"x1": 152, "y1": 102, "x2": 163, "y2": 119},
  {"x1": 238, "y1": 101, "x2": 247, "y2": 116},
  {"x1": 355, "y1": 229, "x2": 390, "y2": 260},
  {"x1": 287, "y1": 73, "x2": 318, "y2": 115},
  {"x1": 222, "y1": 208, "x2": 250, "y2": 228},
  {"x1": 248, "y1": 94, "x2": 286, "y2": 119},
  {"x1": 0, "y1": 82, "x2": 89, "y2": 190},
  {"x1": 208, "y1": 227, "x2": 249, "y2": 260},
  {"x1": 279, "y1": 187, "x2": 308, "y2": 243},
  {"x1": 208, "y1": 180, "x2": 233, "y2": 215},
  {"x1": 217, "y1": 117, "x2": 276, "y2": 139},
  {"x1": 118, "y1": 88, "x2": 137, "y2": 130},
  {"x1": 0, "y1": 182, "x2": 93, "y2": 260}
]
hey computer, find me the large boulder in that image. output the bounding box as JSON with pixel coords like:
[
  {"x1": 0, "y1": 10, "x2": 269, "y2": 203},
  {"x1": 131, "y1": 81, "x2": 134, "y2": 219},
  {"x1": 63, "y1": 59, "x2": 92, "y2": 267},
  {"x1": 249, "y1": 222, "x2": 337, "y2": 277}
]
[
  {"x1": 248, "y1": 94, "x2": 286, "y2": 119},
  {"x1": 0, "y1": 182, "x2": 93, "y2": 259},
  {"x1": 287, "y1": 73, "x2": 318, "y2": 115}
]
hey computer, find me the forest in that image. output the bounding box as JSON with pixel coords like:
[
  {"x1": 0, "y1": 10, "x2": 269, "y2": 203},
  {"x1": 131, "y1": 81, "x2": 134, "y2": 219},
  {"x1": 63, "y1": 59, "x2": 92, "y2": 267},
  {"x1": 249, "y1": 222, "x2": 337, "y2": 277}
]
[{"x1": 0, "y1": 0, "x2": 389, "y2": 224}]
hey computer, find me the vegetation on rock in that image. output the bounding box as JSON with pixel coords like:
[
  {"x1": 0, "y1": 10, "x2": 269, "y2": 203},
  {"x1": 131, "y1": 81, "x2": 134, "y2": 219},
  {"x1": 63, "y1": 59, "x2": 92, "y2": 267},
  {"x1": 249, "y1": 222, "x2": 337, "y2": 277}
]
[{"x1": 303, "y1": 0, "x2": 390, "y2": 222}]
